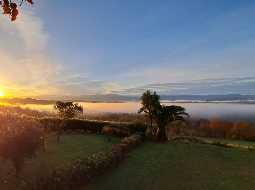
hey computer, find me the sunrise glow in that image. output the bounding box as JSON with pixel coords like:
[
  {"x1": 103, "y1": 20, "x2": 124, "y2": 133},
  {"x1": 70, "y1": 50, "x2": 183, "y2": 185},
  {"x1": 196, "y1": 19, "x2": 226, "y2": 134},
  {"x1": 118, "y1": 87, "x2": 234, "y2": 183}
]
[{"x1": 0, "y1": 90, "x2": 5, "y2": 98}]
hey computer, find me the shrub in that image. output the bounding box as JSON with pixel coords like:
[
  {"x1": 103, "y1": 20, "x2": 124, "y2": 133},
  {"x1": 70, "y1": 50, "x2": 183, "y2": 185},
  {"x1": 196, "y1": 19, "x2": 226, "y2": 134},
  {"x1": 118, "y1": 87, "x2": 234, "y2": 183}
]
[
  {"x1": 124, "y1": 122, "x2": 147, "y2": 134},
  {"x1": 230, "y1": 122, "x2": 255, "y2": 140},
  {"x1": 84, "y1": 113, "x2": 147, "y2": 123},
  {"x1": 21, "y1": 133, "x2": 144, "y2": 190},
  {"x1": 181, "y1": 118, "x2": 255, "y2": 141},
  {"x1": 101, "y1": 126, "x2": 115, "y2": 136},
  {"x1": 63, "y1": 119, "x2": 104, "y2": 133},
  {"x1": 38, "y1": 117, "x2": 63, "y2": 132},
  {"x1": 101, "y1": 125, "x2": 130, "y2": 137},
  {"x1": 0, "y1": 118, "x2": 43, "y2": 176},
  {"x1": 39, "y1": 117, "x2": 146, "y2": 138}
]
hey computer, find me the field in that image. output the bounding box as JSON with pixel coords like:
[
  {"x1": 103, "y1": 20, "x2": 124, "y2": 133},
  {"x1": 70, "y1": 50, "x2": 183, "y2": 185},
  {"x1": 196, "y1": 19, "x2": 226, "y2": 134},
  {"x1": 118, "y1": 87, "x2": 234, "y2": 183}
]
[
  {"x1": 1, "y1": 106, "x2": 255, "y2": 189},
  {"x1": 84, "y1": 141, "x2": 255, "y2": 190},
  {"x1": 0, "y1": 134, "x2": 119, "y2": 189}
]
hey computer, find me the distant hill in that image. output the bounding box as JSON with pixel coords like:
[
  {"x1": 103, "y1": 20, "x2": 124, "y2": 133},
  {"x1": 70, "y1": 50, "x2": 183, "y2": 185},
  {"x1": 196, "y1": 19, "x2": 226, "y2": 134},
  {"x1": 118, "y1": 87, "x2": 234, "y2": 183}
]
[
  {"x1": 76, "y1": 94, "x2": 255, "y2": 102},
  {"x1": 1, "y1": 94, "x2": 255, "y2": 104},
  {"x1": 75, "y1": 94, "x2": 138, "y2": 102},
  {"x1": 0, "y1": 98, "x2": 56, "y2": 105},
  {"x1": 160, "y1": 94, "x2": 255, "y2": 102}
]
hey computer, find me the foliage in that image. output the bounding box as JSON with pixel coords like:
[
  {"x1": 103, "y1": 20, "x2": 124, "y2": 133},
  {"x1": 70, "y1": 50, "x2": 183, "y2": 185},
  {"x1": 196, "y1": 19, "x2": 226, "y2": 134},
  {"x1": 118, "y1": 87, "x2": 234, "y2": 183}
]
[
  {"x1": 101, "y1": 126, "x2": 130, "y2": 137},
  {"x1": 54, "y1": 101, "x2": 83, "y2": 119},
  {"x1": 153, "y1": 105, "x2": 189, "y2": 141},
  {"x1": 85, "y1": 113, "x2": 147, "y2": 123},
  {"x1": 53, "y1": 102, "x2": 83, "y2": 141},
  {"x1": 138, "y1": 90, "x2": 189, "y2": 141},
  {"x1": 0, "y1": 0, "x2": 33, "y2": 21},
  {"x1": 174, "y1": 118, "x2": 255, "y2": 141},
  {"x1": 39, "y1": 117, "x2": 147, "y2": 137},
  {"x1": 0, "y1": 105, "x2": 51, "y2": 118},
  {"x1": 21, "y1": 134, "x2": 143, "y2": 190},
  {"x1": 138, "y1": 90, "x2": 160, "y2": 128},
  {"x1": 0, "y1": 117, "x2": 43, "y2": 176}
]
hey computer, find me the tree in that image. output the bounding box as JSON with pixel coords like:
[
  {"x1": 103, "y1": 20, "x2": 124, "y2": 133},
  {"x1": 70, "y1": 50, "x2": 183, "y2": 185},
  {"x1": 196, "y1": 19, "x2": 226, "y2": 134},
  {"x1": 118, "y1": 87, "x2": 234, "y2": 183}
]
[
  {"x1": 54, "y1": 101, "x2": 83, "y2": 119},
  {"x1": 0, "y1": 0, "x2": 33, "y2": 21},
  {"x1": 138, "y1": 90, "x2": 189, "y2": 141},
  {"x1": 138, "y1": 90, "x2": 160, "y2": 128},
  {"x1": 54, "y1": 101, "x2": 83, "y2": 142},
  {"x1": 153, "y1": 105, "x2": 189, "y2": 141}
]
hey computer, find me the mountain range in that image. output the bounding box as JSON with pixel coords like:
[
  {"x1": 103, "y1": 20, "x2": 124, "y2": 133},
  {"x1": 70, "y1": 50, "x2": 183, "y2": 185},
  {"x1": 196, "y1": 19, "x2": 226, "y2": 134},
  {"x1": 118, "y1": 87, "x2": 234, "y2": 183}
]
[{"x1": 1, "y1": 94, "x2": 255, "y2": 104}]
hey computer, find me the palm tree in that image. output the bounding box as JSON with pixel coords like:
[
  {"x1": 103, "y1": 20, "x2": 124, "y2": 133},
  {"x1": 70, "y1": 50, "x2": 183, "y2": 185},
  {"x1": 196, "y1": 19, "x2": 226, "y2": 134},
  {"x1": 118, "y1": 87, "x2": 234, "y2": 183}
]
[
  {"x1": 154, "y1": 105, "x2": 189, "y2": 141},
  {"x1": 138, "y1": 90, "x2": 161, "y2": 128}
]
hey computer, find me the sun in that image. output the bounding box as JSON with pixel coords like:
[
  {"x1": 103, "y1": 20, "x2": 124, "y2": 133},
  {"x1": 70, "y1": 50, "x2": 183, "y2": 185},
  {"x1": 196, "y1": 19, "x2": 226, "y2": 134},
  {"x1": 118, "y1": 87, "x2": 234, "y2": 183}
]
[{"x1": 0, "y1": 90, "x2": 5, "y2": 98}]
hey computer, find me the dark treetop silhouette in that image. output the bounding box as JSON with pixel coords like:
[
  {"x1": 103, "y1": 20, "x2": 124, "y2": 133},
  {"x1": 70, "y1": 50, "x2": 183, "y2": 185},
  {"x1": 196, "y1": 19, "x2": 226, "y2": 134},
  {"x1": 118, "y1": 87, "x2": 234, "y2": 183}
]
[
  {"x1": 54, "y1": 101, "x2": 83, "y2": 119},
  {"x1": 138, "y1": 90, "x2": 161, "y2": 129},
  {"x1": 139, "y1": 90, "x2": 189, "y2": 141},
  {"x1": 0, "y1": 0, "x2": 33, "y2": 21}
]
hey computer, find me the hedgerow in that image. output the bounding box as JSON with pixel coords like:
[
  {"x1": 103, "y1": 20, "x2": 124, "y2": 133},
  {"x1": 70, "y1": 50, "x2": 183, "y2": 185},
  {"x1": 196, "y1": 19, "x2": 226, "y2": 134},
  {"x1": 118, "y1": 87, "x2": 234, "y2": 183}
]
[
  {"x1": 39, "y1": 117, "x2": 147, "y2": 137},
  {"x1": 20, "y1": 134, "x2": 144, "y2": 190}
]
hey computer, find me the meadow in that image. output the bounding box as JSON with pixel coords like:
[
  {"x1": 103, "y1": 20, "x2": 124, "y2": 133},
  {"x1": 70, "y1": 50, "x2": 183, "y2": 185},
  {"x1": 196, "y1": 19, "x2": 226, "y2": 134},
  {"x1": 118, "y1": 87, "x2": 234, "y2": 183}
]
[
  {"x1": 0, "y1": 133, "x2": 119, "y2": 189},
  {"x1": 85, "y1": 141, "x2": 255, "y2": 190},
  {"x1": 0, "y1": 104, "x2": 255, "y2": 189}
]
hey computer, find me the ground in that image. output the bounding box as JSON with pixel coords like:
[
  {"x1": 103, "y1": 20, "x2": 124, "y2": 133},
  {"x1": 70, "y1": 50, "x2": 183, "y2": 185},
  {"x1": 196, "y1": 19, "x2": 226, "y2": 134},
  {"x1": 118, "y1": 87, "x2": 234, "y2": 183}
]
[
  {"x1": 84, "y1": 141, "x2": 255, "y2": 190},
  {"x1": 1, "y1": 132, "x2": 255, "y2": 190},
  {"x1": 0, "y1": 133, "x2": 119, "y2": 189}
]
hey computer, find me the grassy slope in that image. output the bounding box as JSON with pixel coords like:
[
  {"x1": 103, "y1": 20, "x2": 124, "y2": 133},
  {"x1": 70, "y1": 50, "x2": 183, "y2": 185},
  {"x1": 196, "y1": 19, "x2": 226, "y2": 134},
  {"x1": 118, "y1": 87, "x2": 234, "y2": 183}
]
[
  {"x1": 0, "y1": 134, "x2": 119, "y2": 189},
  {"x1": 85, "y1": 141, "x2": 255, "y2": 190},
  {"x1": 200, "y1": 137, "x2": 255, "y2": 146}
]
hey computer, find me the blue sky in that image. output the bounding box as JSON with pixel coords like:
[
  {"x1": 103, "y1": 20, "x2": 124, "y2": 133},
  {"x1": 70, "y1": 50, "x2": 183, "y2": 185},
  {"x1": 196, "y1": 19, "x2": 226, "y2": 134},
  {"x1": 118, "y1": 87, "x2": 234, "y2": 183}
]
[{"x1": 0, "y1": 0, "x2": 255, "y2": 97}]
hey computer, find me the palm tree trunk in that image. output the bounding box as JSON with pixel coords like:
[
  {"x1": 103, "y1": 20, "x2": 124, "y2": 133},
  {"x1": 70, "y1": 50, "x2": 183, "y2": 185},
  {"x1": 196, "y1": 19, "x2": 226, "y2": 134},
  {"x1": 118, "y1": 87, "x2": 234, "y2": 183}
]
[{"x1": 157, "y1": 125, "x2": 167, "y2": 142}]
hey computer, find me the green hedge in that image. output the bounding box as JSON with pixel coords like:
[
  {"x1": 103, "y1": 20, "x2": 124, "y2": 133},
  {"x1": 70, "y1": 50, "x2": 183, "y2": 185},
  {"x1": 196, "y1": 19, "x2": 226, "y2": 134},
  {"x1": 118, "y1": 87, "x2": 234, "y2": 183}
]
[
  {"x1": 21, "y1": 134, "x2": 144, "y2": 190},
  {"x1": 39, "y1": 118, "x2": 147, "y2": 137}
]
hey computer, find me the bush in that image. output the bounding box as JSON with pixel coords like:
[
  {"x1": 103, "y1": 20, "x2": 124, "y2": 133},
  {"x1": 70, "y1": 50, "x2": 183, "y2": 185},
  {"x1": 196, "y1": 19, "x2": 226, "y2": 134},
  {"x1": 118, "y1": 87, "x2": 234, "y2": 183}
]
[
  {"x1": 84, "y1": 113, "x2": 147, "y2": 123},
  {"x1": 39, "y1": 118, "x2": 105, "y2": 133},
  {"x1": 180, "y1": 118, "x2": 255, "y2": 141},
  {"x1": 101, "y1": 125, "x2": 130, "y2": 137},
  {"x1": 39, "y1": 117, "x2": 147, "y2": 136},
  {"x1": 63, "y1": 119, "x2": 104, "y2": 133},
  {"x1": 0, "y1": 117, "x2": 43, "y2": 176},
  {"x1": 124, "y1": 122, "x2": 147, "y2": 134},
  {"x1": 21, "y1": 133, "x2": 144, "y2": 190}
]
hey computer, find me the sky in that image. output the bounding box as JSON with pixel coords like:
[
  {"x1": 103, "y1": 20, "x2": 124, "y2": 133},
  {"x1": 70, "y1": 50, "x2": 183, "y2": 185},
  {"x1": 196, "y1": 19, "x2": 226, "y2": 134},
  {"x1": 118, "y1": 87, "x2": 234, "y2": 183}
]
[{"x1": 0, "y1": 0, "x2": 255, "y2": 98}]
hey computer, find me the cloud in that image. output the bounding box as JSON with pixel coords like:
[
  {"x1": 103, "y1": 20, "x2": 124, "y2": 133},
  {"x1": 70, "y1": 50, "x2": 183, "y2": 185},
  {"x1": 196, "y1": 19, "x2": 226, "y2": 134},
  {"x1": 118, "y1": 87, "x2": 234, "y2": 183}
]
[
  {"x1": 1, "y1": 3, "x2": 255, "y2": 98},
  {"x1": 0, "y1": 12, "x2": 123, "y2": 98},
  {"x1": 0, "y1": 11, "x2": 61, "y2": 97},
  {"x1": 114, "y1": 77, "x2": 255, "y2": 95}
]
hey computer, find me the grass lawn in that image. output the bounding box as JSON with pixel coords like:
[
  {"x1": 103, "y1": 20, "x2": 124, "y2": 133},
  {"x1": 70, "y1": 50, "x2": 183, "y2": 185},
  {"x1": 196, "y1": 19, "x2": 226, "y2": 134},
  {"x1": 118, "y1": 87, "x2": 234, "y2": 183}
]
[
  {"x1": 84, "y1": 141, "x2": 255, "y2": 190},
  {"x1": 0, "y1": 133, "x2": 119, "y2": 189},
  {"x1": 200, "y1": 137, "x2": 255, "y2": 146}
]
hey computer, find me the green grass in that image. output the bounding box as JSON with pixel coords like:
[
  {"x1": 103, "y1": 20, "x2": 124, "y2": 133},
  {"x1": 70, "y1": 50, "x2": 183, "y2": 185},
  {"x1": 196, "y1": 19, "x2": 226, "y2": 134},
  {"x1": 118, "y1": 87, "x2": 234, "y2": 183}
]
[
  {"x1": 84, "y1": 141, "x2": 255, "y2": 190},
  {"x1": 200, "y1": 137, "x2": 255, "y2": 146},
  {"x1": 0, "y1": 133, "x2": 119, "y2": 189}
]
